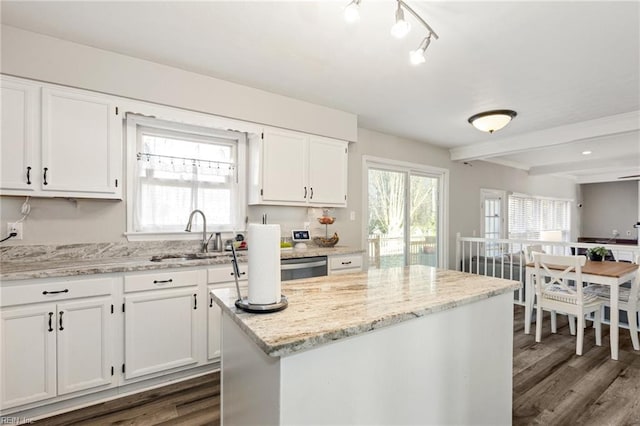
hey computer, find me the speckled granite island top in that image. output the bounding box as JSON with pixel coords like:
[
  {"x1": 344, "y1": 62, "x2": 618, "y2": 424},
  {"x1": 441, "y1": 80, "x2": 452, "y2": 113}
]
[{"x1": 211, "y1": 265, "x2": 521, "y2": 358}]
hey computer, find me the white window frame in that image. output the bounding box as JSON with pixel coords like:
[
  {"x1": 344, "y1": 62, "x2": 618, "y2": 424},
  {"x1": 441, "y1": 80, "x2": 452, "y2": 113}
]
[
  {"x1": 124, "y1": 108, "x2": 249, "y2": 241},
  {"x1": 362, "y1": 156, "x2": 449, "y2": 269}
]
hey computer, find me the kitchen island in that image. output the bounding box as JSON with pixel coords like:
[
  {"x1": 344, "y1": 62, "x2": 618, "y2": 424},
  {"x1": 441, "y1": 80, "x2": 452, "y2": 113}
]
[{"x1": 211, "y1": 265, "x2": 520, "y2": 425}]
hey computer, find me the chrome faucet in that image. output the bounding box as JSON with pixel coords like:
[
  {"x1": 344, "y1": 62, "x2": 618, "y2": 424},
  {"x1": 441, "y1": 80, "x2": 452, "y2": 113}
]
[{"x1": 185, "y1": 209, "x2": 210, "y2": 253}]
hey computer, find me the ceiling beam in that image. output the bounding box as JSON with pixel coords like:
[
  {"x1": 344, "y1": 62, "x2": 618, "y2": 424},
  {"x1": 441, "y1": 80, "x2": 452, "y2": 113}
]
[
  {"x1": 575, "y1": 169, "x2": 640, "y2": 184},
  {"x1": 449, "y1": 111, "x2": 640, "y2": 162},
  {"x1": 528, "y1": 156, "x2": 640, "y2": 176}
]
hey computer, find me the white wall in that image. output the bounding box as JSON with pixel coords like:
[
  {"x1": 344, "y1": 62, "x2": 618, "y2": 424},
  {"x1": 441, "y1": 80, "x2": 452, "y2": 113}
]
[
  {"x1": 0, "y1": 25, "x2": 356, "y2": 141},
  {"x1": 0, "y1": 26, "x2": 580, "y2": 267},
  {"x1": 337, "y1": 128, "x2": 579, "y2": 268},
  {"x1": 580, "y1": 180, "x2": 638, "y2": 239}
]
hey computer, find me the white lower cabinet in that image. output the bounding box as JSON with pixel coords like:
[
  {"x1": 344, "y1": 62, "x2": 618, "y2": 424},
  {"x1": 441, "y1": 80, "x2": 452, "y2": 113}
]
[
  {"x1": 206, "y1": 264, "x2": 249, "y2": 361},
  {"x1": 328, "y1": 253, "x2": 364, "y2": 275},
  {"x1": 123, "y1": 269, "x2": 204, "y2": 382},
  {"x1": 0, "y1": 277, "x2": 116, "y2": 410}
]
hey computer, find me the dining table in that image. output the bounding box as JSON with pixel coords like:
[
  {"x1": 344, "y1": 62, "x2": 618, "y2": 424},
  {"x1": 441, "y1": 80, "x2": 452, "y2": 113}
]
[{"x1": 524, "y1": 260, "x2": 639, "y2": 360}]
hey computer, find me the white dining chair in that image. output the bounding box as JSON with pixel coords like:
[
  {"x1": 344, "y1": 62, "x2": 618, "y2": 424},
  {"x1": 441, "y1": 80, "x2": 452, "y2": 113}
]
[
  {"x1": 534, "y1": 253, "x2": 604, "y2": 355},
  {"x1": 584, "y1": 255, "x2": 640, "y2": 351}
]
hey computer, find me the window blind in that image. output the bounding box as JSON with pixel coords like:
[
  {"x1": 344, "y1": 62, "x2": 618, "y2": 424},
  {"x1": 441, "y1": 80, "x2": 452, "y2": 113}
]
[{"x1": 508, "y1": 193, "x2": 571, "y2": 241}]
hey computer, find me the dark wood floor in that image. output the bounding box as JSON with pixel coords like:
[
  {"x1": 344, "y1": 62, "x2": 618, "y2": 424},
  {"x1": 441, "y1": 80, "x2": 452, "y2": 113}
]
[{"x1": 35, "y1": 306, "x2": 640, "y2": 425}]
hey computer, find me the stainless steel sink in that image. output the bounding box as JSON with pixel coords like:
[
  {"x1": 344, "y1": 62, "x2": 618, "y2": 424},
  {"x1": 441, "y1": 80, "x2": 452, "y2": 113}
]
[{"x1": 149, "y1": 253, "x2": 230, "y2": 262}]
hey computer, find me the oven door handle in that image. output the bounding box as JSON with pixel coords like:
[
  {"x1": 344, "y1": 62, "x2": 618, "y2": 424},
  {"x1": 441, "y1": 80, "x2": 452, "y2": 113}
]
[{"x1": 281, "y1": 260, "x2": 327, "y2": 271}]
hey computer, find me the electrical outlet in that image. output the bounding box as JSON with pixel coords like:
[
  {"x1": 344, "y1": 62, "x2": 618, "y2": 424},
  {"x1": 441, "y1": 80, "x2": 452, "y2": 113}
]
[
  {"x1": 350, "y1": 211, "x2": 356, "y2": 221},
  {"x1": 612, "y1": 229, "x2": 619, "y2": 236},
  {"x1": 7, "y1": 222, "x2": 23, "y2": 240}
]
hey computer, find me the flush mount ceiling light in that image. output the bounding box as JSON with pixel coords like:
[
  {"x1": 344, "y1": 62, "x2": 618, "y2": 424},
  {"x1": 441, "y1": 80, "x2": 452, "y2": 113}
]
[
  {"x1": 467, "y1": 110, "x2": 517, "y2": 133},
  {"x1": 344, "y1": 0, "x2": 439, "y2": 66}
]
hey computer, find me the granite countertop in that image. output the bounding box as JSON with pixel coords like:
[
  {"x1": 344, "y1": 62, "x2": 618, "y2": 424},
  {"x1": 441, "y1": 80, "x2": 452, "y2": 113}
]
[
  {"x1": 211, "y1": 265, "x2": 521, "y2": 358},
  {"x1": 1, "y1": 245, "x2": 363, "y2": 281}
]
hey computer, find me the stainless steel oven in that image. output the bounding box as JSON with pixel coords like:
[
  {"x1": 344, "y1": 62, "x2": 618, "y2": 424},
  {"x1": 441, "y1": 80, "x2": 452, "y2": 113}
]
[{"x1": 281, "y1": 256, "x2": 328, "y2": 281}]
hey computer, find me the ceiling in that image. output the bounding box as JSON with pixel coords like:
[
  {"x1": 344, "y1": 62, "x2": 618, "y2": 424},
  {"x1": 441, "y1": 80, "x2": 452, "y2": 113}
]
[{"x1": 1, "y1": 1, "x2": 639, "y2": 183}]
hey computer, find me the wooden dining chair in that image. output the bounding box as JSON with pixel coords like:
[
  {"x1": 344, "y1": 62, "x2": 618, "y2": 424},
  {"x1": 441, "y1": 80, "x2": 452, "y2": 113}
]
[
  {"x1": 584, "y1": 255, "x2": 640, "y2": 351},
  {"x1": 533, "y1": 253, "x2": 604, "y2": 355}
]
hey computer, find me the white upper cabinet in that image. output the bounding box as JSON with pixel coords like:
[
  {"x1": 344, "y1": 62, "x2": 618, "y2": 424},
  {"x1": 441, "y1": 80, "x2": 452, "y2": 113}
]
[
  {"x1": 308, "y1": 136, "x2": 349, "y2": 206},
  {"x1": 41, "y1": 88, "x2": 121, "y2": 197},
  {"x1": 1, "y1": 77, "x2": 39, "y2": 193},
  {"x1": 0, "y1": 75, "x2": 122, "y2": 199},
  {"x1": 261, "y1": 129, "x2": 308, "y2": 203},
  {"x1": 249, "y1": 128, "x2": 348, "y2": 207}
]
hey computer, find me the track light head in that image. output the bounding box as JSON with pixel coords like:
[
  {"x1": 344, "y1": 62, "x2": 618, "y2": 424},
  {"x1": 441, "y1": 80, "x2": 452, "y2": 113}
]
[
  {"x1": 390, "y1": 2, "x2": 411, "y2": 38},
  {"x1": 344, "y1": 0, "x2": 361, "y2": 23},
  {"x1": 410, "y1": 34, "x2": 432, "y2": 65}
]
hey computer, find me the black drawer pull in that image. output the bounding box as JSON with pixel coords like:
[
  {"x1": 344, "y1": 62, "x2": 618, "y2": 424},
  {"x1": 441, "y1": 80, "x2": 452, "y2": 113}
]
[
  {"x1": 341, "y1": 261, "x2": 352, "y2": 265},
  {"x1": 43, "y1": 167, "x2": 48, "y2": 185},
  {"x1": 193, "y1": 294, "x2": 197, "y2": 310},
  {"x1": 310, "y1": 187, "x2": 314, "y2": 199},
  {"x1": 153, "y1": 279, "x2": 173, "y2": 284},
  {"x1": 48, "y1": 312, "x2": 54, "y2": 332},
  {"x1": 230, "y1": 271, "x2": 246, "y2": 276},
  {"x1": 209, "y1": 296, "x2": 213, "y2": 308},
  {"x1": 43, "y1": 289, "x2": 69, "y2": 295},
  {"x1": 26, "y1": 166, "x2": 32, "y2": 185},
  {"x1": 59, "y1": 311, "x2": 64, "y2": 331},
  {"x1": 304, "y1": 186, "x2": 307, "y2": 198}
]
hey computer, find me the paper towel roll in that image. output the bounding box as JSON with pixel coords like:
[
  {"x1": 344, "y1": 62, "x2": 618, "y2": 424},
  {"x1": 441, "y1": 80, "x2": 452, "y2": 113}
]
[{"x1": 248, "y1": 223, "x2": 282, "y2": 304}]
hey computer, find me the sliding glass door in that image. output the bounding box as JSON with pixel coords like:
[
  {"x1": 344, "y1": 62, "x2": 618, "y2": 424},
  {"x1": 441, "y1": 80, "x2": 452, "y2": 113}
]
[{"x1": 366, "y1": 159, "x2": 446, "y2": 270}]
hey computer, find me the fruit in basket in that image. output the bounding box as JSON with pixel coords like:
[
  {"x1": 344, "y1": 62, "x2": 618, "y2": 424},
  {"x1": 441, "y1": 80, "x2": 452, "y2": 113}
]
[
  {"x1": 313, "y1": 233, "x2": 339, "y2": 247},
  {"x1": 318, "y1": 216, "x2": 335, "y2": 225}
]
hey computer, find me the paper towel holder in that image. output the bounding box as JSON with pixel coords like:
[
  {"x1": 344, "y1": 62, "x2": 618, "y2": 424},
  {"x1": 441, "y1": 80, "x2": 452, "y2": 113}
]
[
  {"x1": 234, "y1": 295, "x2": 288, "y2": 313},
  {"x1": 230, "y1": 244, "x2": 288, "y2": 314}
]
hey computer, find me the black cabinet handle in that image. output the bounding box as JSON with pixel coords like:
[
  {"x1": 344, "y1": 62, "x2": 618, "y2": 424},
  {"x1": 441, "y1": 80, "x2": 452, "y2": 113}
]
[
  {"x1": 43, "y1": 289, "x2": 69, "y2": 295},
  {"x1": 209, "y1": 296, "x2": 213, "y2": 308},
  {"x1": 341, "y1": 261, "x2": 352, "y2": 265},
  {"x1": 153, "y1": 279, "x2": 173, "y2": 284},
  {"x1": 43, "y1": 167, "x2": 48, "y2": 185},
  {"x1": 48, "y1": 312, "x2": 54, "y2": 332},
  {"x1": 304, "y1": 186, "x2": 307, "y2": 198},
  {"x1": 59, "y1": 311, "x2": 64, "y2": 331},
  {"x1": 230, "y1": 271, "x2": 246, "y2": 276},
  {"x1": 310, "y1": 187, "x2": 313, "y2": 199},
  {"x1": 193, "y1": 294, "x2": 197, "y2": 310},
  {"x1": 26, "y1": 166, "x2": 32, "y2": 185}
]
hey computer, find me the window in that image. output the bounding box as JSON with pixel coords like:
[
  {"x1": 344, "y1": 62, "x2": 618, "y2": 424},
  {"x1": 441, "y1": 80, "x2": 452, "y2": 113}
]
[
  {"x1": 508, "y1": 193, "x2": 571, "y2": 241},
  {"x1": 480, "y1": 189, "x2": 506, "y2": 256},
  {"x1": 364, "y1": 157, "x2": 448, "y2": 269},
  {"x1": 126, "y1": 115, "x2": 246, "y2": 236}
]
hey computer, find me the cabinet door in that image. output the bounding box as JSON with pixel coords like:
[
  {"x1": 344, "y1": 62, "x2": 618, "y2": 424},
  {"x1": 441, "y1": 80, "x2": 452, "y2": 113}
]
[
  {"x1": 0, "y1": 78, "x2": 39, "y2": 193},
  {"x1": 41, "y1": 87, "x2": 121, "y2": 197},
  {"x1": 0, "y1": 304, "x2": 57, "y2": 409},
  {"x1": 261, "y1": 130, "x2": 307, "y2": 203},
  {"x1": 56, "y1": 298, "x2": 114, "y2": 395},
  {"x1": 124, "y1": 288, "x2": 199, "y2": 380},
  {"x1": 308, "y1": 137, "x2": 348, "y2": 206}
]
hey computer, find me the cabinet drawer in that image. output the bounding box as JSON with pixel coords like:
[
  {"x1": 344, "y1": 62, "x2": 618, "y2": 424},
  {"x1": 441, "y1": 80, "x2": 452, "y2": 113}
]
[
  {"x1": 207, "y1": 264, "x2": 248, "y2": 284},
  {"x1": 124, "y1": 270, "x2": 200, "y2": 293},
  {"x1": 329, "y1": 254, "x2": 363, "y2": 271},
  {"x1": 1, "y1": 277, "x2": 114, "y2": 307}
]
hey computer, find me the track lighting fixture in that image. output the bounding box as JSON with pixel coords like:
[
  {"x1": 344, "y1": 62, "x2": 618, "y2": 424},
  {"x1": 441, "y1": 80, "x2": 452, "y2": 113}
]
[
  {"x1": 390, "y1": 1, "x2": 411, "y2": 38},
  {"x1": 467, "y1": 110, "x2": 518, "y2": 133},
  {"x1": 344, "y1": 0, "x2": 361, "y2": 23},
  {"x1": 343, "y1": 0, "x2": 439, "y2": 66},
  {"x1": 409, "y1": 34, "x2": 432, "y2": 65}
]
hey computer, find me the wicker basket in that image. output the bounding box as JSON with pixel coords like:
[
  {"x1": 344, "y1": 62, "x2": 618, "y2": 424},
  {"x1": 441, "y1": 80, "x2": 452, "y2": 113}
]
[{"x1": 313, "y1": 233, "x2": 339, "y2": 247}]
